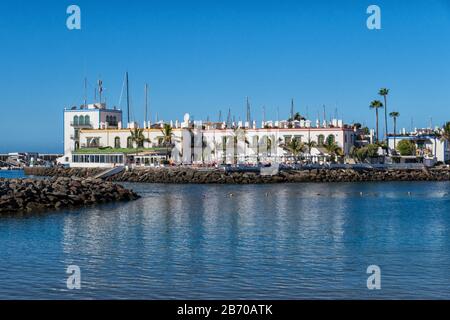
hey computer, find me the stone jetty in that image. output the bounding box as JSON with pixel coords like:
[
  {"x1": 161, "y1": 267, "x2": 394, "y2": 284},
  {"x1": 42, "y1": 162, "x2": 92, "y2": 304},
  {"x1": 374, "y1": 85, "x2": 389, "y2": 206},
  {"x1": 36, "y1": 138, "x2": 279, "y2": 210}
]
[
  {"x1": 0, "y1": 176, "x2": 140, "y2": 214},
  {"x1": 24, "y1": 166, "x2": 450, "y2": 184}
]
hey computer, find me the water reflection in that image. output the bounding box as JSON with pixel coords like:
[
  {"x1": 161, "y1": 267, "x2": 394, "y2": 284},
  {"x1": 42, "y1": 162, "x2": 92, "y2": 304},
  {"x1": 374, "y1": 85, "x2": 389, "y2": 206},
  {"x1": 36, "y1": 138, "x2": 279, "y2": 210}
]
[{"x1": 1, "y1": 181, "x2": 450, "y2": 298}]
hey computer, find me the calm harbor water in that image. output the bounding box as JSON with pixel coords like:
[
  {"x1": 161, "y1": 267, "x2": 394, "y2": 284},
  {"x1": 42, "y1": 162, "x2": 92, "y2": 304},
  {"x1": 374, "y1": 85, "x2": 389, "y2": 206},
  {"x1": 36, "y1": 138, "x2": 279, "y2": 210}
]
[{"x1": 1, "y1": 170, "x2": 450, "y2": 299}]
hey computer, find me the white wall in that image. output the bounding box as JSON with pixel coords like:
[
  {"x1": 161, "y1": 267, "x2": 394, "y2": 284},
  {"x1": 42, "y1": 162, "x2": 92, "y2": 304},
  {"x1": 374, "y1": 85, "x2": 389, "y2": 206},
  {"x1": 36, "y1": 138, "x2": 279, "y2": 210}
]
[
  {"x1": 70, "y1": 126, "x2": 355, "y2": 165},
  {"x1": 63, "y1": 109, "x2": 100, "y2": 157}
]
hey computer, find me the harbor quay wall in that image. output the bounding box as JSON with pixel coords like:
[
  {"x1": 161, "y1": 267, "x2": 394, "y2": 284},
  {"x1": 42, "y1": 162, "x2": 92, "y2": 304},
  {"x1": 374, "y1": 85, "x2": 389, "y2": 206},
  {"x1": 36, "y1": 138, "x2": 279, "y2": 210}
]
[{"x1": 24, "y1": 166, "x2": 450, "y2": 184}]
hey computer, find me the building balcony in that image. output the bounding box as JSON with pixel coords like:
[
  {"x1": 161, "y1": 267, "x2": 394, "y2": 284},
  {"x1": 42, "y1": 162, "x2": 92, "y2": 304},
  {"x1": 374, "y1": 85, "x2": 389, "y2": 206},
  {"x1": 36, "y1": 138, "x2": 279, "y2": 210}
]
[{"x1": 70, "y1": 121, "x2": 93, "y2": 128}]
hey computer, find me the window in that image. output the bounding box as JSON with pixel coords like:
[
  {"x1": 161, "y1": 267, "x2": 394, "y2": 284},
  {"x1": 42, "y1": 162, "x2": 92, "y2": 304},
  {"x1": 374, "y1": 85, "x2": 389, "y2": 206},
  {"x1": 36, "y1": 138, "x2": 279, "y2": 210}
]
[
  {"x1": 106, "y1": 115, "x2": 116, "y2": 125},
  {"x1": 84, "y1": 115, "x2": 90, "y2": 126},
  {"x1": 79, "y1": 115, "x2": 84, "y2": 126},
  {"x1": 266, "y1": 137, "x2": 272, "y2": 155},
  {"x1": 87, "y1": 137, "x2": 100, "y2": 148},
  {"x1": 127, "y1": 137, "x2": 133, "y2": 148},
  {"x1": 252, "y1": 136, "x2": 258, "y2": 147},
  {"x1": 318, "y1": 134, "x2": 325, "y2": 146},
  {"x1": 326, "y1": 135, "x2": 335, "y2": 145},
  {"x1": 294, "y1": 135, "x2": 302, "y2": 142},
  {"x1": 115, "y1": 137, "x2": 121, "y2": 148},
  {"x1": 73, "y1": 116, "x2": 79, "y2": 126},
  {"x1": 222, "y1": 137, "x2": 227, "y2": 152}
]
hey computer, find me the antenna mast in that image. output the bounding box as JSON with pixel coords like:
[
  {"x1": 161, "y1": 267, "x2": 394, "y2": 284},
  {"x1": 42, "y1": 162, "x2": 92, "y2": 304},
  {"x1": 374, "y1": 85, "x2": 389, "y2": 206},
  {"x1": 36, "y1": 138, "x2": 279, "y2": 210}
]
[{"x1": 98, "y1": 79, "x2": 103, "y2": 103}]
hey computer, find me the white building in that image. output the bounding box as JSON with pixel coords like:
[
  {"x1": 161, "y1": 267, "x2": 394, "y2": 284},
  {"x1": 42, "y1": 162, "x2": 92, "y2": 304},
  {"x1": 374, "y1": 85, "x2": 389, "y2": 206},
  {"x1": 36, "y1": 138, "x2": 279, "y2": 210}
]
[
  {"x1": 59, "y1": 104, "x2": 357, "y2": 167},
  {"x1": 59, "y1": 103, "x2": 123, "y2": 166},
  {"x1": 387, "y1": 128, "x2": 450, "y2": 163}
]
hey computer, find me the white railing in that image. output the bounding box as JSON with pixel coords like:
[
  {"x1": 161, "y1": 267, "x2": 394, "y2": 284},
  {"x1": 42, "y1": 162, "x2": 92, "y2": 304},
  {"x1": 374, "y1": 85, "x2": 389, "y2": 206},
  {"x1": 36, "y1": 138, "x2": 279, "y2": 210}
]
[{"x1": 277, "y1": 163, "x2": 427, "y2": 170}]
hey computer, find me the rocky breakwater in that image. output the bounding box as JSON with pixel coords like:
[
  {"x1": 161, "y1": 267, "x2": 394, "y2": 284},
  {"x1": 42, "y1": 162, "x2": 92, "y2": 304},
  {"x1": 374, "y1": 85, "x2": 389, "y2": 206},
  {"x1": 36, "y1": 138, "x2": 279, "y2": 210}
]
[
  {"x1": 24, "y1": 166, "x2": 450, "y2": 184},
  {"x1": 108, "y1": 167, "x2": 450, "y2": 183},
  {"x1": 0, "y1": 177, "x2": 140, "y2": 214},
  {"x1": 24, "y1": 166, "x2": 104, "y2": 178}
]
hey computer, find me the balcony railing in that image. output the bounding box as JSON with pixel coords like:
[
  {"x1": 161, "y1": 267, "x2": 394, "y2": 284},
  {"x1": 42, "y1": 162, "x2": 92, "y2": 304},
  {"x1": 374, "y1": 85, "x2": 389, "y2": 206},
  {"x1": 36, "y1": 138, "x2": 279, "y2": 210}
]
[{"x1": 70, "y1": 121, "x2": 93, "y2": 128}]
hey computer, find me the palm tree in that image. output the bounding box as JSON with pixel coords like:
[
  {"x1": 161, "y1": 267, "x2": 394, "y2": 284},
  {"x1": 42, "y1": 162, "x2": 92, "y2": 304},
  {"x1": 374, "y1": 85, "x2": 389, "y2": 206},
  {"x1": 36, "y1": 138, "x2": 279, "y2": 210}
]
[
  {"x1": 266, "y1": 136, "x2": 272, "y2": 157},
  {"x1": 434, "y1": 122, "x2": 450, "y2": 157},
  {"x1": 129, "y1": 128, "x2": 150, "y2": 165},
  {"x1": 290, "y1": 112, "x2": 305, "y2": 121},
  {"x1": 439, "y1": 122, "x2": 450, "y2": 143},
  {"x1": 304, "y1": 138, "x2": 316, "y2": 162},
  {"x1": 231, "y1": 127, "x2": 249, "y2": 164},
  {"x1": 282, "y1": 139, "x2": 306, "y2": 162},
  {"x1": 435, "y1": 122, "x2": 450, "y2": 161},
  {"x1": 324, "y1": 139, "x2": 343, "y2": 163},
  {"x1": 324, "y1": 140, "x2": 340, "y2": 154},
  {"x1": 389, "y1": 111, "x2": 400, "y2": 151},
  {"x1": 379, "y1": 88, "x2": 390, "y2": 141},
  {"x1": 130, "y1": 128, "x2": 151, "y2": 152},
  {"x1": 370, "y1": 100, "x2": 384, "y2": 143},
  {"x1": 160, "y1": 123, "x2": 174, "y2": 160}
]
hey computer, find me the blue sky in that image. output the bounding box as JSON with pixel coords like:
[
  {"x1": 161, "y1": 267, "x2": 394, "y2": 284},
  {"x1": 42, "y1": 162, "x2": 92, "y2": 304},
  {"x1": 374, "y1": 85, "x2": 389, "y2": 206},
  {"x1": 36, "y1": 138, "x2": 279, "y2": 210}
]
[{"x1": 1, "y1": 0, "x2": 450, "y2": 153}]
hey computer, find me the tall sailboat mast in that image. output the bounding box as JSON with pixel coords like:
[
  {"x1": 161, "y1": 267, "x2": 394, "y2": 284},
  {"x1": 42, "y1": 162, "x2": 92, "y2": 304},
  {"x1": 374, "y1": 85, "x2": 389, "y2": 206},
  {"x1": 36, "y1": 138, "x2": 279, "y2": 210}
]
[
  {"x1": 262, "y1": 105, "x2": 266, "y2": 123},
  {"x1": 246, "y1": 97, "x2": 251, "y2": 124},
  {"x1": 290, "y1": 98, "x2": 294, "y2": 120},
  {"x1": 83, "y1": 77, "x2": 87, "y2": 108},
  {"x1": 144, "y1": 83, "x2": 149, "y2": 128},
  {"x1": 126, "y1": 72, "x2": 130, "y2": 125}
]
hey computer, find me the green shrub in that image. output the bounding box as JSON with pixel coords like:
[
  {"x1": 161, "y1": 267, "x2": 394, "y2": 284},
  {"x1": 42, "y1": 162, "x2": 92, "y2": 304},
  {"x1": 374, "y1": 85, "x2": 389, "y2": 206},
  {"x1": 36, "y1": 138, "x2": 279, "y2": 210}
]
[
  {"x1": 351, "y1": 144, "x2": 379, "y2": 163},
  {"x1": 366, "y1": 144, "x2": 379, "y2": 158},
  {"x1": 397, "y1": 140, "x2": 416, "y2": 156}
]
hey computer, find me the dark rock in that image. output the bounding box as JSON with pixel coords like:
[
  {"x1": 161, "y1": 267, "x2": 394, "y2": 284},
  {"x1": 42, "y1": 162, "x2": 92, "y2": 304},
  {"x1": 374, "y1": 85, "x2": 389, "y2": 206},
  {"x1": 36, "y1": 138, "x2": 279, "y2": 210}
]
[{"x1": 0, "y1": 177, "x2": 140, "y2": 215}]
